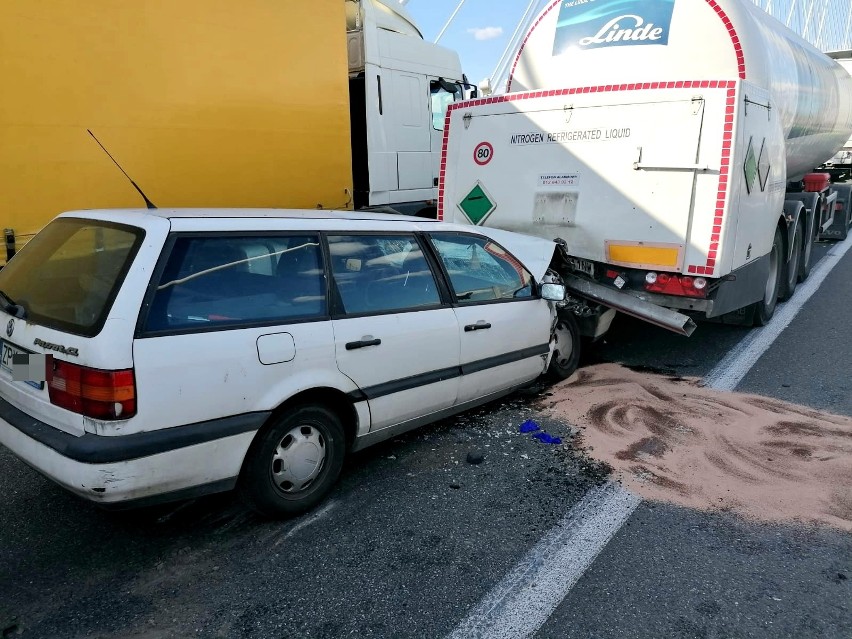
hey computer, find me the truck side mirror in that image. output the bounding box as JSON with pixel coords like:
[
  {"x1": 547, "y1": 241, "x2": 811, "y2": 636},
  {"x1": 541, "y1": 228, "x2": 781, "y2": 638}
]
[{"x1": 438, "y1": 78, "x2": 461, "y2": 94}]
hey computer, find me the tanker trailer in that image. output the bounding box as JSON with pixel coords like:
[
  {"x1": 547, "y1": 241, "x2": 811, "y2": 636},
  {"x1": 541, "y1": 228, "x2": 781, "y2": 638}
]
[
  {"x1": 439, "y1": 0, "x2": 852, "y2": 347},
  {"x1": 820, "y1": 51, "x2": 852, "y2": 183}
]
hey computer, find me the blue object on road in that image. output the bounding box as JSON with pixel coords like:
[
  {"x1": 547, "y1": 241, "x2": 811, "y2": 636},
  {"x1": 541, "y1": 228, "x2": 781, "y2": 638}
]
[
  {"x1": 519, "y1": 420, "x2": 540, "y2": 433},
  {"x1": 532, "y1": 431, "x2": 562, "y2": 445}
]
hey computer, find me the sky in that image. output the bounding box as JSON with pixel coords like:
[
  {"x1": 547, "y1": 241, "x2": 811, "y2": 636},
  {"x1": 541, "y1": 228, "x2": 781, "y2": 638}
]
[{"x1": 405, "y1": 0, "x2": 542, "y2": 88}]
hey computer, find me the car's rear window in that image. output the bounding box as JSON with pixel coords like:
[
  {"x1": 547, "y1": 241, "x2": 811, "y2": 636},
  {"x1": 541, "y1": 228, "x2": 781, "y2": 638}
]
[{"x1": 0, "y1": 218, "x2": 145, "y2": 337}]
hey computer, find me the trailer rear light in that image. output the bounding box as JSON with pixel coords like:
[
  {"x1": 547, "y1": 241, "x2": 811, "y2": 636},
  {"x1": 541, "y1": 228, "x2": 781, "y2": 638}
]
[
  {"x1": 644, "y1": 272, "x2": 708, "y2": 298},
  {"x1": 48, "y1": 360, "x2": 136, "y2": 420}
]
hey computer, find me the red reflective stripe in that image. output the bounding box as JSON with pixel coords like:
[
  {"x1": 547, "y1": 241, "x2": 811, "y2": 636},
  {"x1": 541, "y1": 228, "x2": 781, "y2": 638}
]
[{"x1": 483, "y1": 241, "x2": 526, "y2": 280}]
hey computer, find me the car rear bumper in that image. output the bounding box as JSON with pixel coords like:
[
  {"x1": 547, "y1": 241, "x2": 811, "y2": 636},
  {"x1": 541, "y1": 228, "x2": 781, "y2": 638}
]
[{"x1": 0, "y1": 396, "x2": 268, "y2": 505}]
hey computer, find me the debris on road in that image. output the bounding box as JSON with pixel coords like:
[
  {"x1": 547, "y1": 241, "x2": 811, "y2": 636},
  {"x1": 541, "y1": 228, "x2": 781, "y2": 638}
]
[
  {"x1": 545, "y1": 363, "x2": 852, "y2": 530},
  {"x1": 466, "y1": 451, "x2": 485, "y2": 465},
  {"x1": 531, "y1": 432, "x2": 562, "y2": 445},
  {"x1": 519, "y1": 420, "x2": 541, "y2": 433}
]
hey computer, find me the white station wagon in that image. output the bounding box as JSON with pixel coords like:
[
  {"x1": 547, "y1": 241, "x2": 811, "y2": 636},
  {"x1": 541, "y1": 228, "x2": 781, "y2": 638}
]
[{"x1": 0, "y1": 209, "x2": 575, "y2": 516}]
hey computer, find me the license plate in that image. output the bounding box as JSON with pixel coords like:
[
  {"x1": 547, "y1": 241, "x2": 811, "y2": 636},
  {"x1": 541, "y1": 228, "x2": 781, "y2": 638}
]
[
  {"x1": 1, "y1": 340, "x2": 45, "y2": 390},
  {"x1": 566, "y1": 257, "x2": 595, "y2": 277}
]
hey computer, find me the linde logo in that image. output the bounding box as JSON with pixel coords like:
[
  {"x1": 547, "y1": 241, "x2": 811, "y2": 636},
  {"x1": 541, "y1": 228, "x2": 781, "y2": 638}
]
[
  {"x1": 578, "y1": 14, "x2": 665, "y2": 46},
  {"x1": 553, "y1": 0, "x2": 676, "y2": 55}
]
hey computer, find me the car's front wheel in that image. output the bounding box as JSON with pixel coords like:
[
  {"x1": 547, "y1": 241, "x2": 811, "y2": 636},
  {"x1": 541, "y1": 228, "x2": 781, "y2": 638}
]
[
  {"x1": 548, "y1": 313, "x2": 581, "y2": 380},
  {"x1": 239, "y1": 404, "x2": 346, "y2": 518}
]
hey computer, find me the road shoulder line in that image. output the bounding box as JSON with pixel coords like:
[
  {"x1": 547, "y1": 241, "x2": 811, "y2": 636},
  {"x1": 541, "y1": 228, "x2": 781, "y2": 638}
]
[
  {"x1": 704, "y1": 233, "x2": 852, "y2": 391},
  {"x1": 446, "y1": 482, "x2": 640, "y2": 639}
]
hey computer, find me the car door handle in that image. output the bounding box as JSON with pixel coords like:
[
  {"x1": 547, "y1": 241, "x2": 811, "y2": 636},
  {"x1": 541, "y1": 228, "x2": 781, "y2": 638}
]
[
  {"x1": 345, "y1": 338, "x2": 382, "y2": 350},
  {"x1": 464, "y1": 321, "x2": 492, "y2": 332}
]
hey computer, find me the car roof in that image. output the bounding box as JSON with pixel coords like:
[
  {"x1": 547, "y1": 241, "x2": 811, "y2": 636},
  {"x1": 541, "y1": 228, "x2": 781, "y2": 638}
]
[
  {"x1": 56, "y1": 208, "x2": 559, "y2": 280},
  {"x1": 71, "y1": 208, "x2": 436, "y2": 222}
]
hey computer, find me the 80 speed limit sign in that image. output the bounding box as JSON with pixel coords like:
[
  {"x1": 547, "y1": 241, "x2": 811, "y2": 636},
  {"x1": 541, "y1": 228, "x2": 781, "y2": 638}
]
[{"x1": 473, "y1": 141, "x2": 493, "y2": 166}]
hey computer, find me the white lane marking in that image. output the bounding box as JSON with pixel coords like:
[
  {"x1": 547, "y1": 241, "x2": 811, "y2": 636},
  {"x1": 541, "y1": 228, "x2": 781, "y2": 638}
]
[
  {"x1": 704, "y1": 233, "x2": 852, "y2": 391},
  {"x1": 274, "y1": 500, "x2": 338, "y2": 546},
  {"x1": 447, "y1": 482, "x2": 640, "y2": 639}
]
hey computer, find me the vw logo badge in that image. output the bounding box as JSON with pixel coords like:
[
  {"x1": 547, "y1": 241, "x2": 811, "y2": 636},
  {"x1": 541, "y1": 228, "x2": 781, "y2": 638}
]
[{"x1": 6, "y1": 319, "x2": 13, "y2": 338}]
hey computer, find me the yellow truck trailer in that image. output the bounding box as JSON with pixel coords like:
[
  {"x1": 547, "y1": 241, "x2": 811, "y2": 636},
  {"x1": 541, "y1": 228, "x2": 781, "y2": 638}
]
[{"x1": 0, "y1": 0, "x2": 470, "y2": 260}]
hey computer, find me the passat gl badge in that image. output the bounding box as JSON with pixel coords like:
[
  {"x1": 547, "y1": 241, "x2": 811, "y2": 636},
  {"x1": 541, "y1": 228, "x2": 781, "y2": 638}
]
[
  {"x1": 6, "y1": 319, "x2": 13, "y2": 338},
  {"x1": 33, "y1": 338, "x2": 79, "y2": 357}
]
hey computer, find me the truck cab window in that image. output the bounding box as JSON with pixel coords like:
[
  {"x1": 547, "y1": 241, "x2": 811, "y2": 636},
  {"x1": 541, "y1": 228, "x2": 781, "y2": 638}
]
[{"x1": 430, "y1": 81, "x2": 459, "y2": 131}]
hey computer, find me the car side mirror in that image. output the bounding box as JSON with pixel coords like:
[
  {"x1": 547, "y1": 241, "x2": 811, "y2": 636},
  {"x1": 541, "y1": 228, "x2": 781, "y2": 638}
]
[{"x1": 540, "y1": 283, "x2": 566, "y2": 301}]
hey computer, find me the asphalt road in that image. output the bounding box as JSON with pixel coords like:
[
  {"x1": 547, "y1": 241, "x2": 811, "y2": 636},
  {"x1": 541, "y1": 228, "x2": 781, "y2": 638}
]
[
  {"x1": 1, "y1": 243, "x2": 850, "y2": 639},
  {"x1": 536, "y1": 238, "x2": 851, "y2": 639},
  {"x1": 1, "y1": 394, "x2": 609, "y2": 639},
  {"x1": 537, "y1": 503, "x2": 851, "y2": 639}
]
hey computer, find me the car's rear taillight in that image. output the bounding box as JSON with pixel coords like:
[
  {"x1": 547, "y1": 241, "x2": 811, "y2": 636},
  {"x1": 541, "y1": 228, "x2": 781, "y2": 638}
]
[
  {"x1": 644, "y1": 272, "x2": 709, "y2": 298},
  {"x1": 48, "y1": 360, "x2": 136, "y2": 420}
]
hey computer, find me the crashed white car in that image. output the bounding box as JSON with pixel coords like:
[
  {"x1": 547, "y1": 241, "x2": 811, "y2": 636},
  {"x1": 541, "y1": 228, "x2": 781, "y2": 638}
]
[{"x1": 0, "y1": 209, "x2": 573, "y2": 516}]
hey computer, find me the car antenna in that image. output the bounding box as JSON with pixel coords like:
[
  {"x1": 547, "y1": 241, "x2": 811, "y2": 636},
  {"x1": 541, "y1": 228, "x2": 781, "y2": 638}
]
[{"x1": 87, "y1": 129, "x2": 157, "y2": 209}]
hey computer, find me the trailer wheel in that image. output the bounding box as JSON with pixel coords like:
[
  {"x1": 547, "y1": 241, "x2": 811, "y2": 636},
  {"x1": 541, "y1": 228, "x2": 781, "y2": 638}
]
[
  {"x1": 753, "y1": 227, "x2": 783, "y2": 326},
  {"x1": 548, "y1": 313, "x2": 581, "y2": 381},
  {"x1": 779, "y1": 218, "x2": 802, "y2": 301},
  {"x1": 798, "y1": 209, "x2": 817, "y2": 282}
]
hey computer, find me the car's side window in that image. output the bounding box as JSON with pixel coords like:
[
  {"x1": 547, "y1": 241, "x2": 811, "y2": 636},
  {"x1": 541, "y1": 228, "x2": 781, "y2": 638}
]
[
  {"x1": 145, "y1": 235, "x2": 326, "y2": 332},
  {"x1": 327, "y1": 234, "x2": 441, "y2": 314},
  {"x1": 429, "y1": 233, "x2": 534, "y2": 303}
]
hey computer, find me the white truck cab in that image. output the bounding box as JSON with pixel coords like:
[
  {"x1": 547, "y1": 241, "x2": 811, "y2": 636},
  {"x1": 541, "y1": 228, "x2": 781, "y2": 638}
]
[{"x1": 347, "y1": 0, "x2": 476, "y2": 215}]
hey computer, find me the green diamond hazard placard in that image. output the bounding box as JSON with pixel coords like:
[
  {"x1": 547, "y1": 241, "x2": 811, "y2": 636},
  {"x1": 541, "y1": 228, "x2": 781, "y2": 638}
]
[
  {"x1": 757, "y1": 138, "x2": 770, "y2": 192},
  {"x1": 743, "y1": 136, "x2": 758, "y2": 194},
  {"x1": 458, "y1": 182, "x2": 496, "y2": 225}
]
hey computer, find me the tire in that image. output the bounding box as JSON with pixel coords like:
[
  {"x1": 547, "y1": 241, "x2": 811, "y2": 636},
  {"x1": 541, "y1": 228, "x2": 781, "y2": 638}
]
[
  {"x1": 239, "y1": 404, "x2": 346, "y2": 518},
  {"x1": 778, "y1": 219, "x2": 802, "y2": 301},
  {"x1": 752, "y1": 227, "x2": 783, "y2": 326},
  {"x1": 548, "y1": 313, "x2": 581, "y2": 380},
  {"x1": 798, "y1": 209, "x2": 817, "y2": 282}
]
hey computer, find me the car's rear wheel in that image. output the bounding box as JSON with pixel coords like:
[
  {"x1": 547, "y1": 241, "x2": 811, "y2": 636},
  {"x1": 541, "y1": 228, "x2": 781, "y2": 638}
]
[
  {"x1": 239, "y1": 404, "x2": 345, "y2": 517},
  {"x1": 548, "y1": 313, "x2": 581, "y2": 380}
]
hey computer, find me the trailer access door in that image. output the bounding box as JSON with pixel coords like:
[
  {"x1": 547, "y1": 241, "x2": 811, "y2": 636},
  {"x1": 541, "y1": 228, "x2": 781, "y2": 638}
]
[{"x1": 442, "y1": 91, "x2": 711, "y2": 274}]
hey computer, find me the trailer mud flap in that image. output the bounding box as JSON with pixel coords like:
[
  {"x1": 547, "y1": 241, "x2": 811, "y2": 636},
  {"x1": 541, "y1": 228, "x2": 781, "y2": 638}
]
[{"x1": 563, "y1": 274, "x2": 696, "y2": 336}]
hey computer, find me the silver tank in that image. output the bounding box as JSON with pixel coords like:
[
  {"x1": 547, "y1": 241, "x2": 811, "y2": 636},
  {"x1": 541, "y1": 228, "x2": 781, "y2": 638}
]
[{"x1": 507, "y1": 0, "x2": 852, "y2": 180}]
